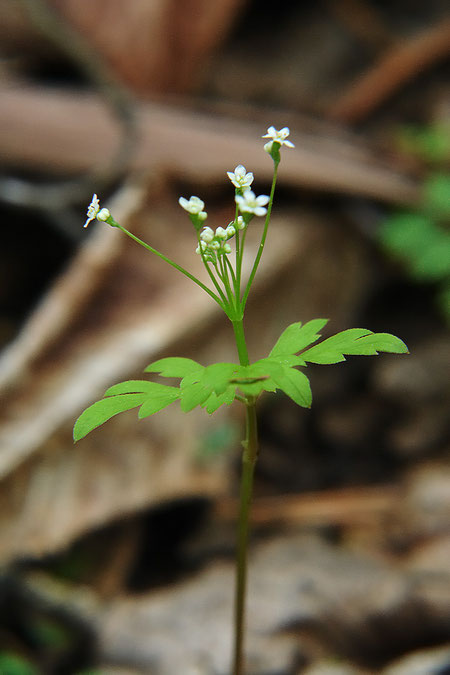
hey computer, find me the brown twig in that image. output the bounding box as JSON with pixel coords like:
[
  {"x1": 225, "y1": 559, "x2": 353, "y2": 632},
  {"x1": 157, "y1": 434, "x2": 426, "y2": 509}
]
[
  {"x1": 217, "y1": 485, "x2": 399, "y2": 528},
  {"x1": 329, "y1": 18, "x2": 450, "y2": 124},
  {"x1": 0, "y1": 83, "x2": 419, "y2": 205}
]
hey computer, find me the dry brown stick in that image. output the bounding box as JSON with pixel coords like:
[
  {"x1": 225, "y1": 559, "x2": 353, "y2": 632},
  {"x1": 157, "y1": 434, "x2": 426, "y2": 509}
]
[
  {"x1": 217, "y1": 485, "x2": 399, "y2": 527},
  {"x1": 0, "y1": 83, "x2": 418, "y2": 205},
  {"x1": 329, "y1": 18, "x2": 450, "y2": 124}
]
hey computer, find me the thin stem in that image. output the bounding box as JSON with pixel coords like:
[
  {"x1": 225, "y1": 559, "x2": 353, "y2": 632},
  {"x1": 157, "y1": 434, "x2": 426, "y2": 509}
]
[
  {"x1": 114, "y1": 222, "x2": 228, "y2": 313},
  {"x1": 218, "y1": 255, "x2": 235, "y2": 307},
  {"x1": 233, "y1": 400, "x2": 257, "y2": 675},
  {"x1": 196, "y1": 232, "x2": 230, "y2": 309},
  {"x1": 231, "y1": 318, "x2": 259, "y2": 675},
  {"x1": 241, "y1": 161, "x2": 279, "y2": 309}
]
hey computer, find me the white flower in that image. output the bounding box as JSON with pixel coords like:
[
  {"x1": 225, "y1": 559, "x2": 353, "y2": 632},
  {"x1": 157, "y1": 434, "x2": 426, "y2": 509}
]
[
  {"x1": 235, "y1": 190, "x2": 269, "y2": 217},
  {"x1": 262, "y1": 126, "x2": 294, "y2": 153},
  {"x1": 179, "y1": 196, "x2": 206, "y2": 216},
  {"x1": 200, "y1": 226, "x2": 214, "y2": 243},
  {"x1": 227, "y1": 165, "x2": 254, "y2": 189},
  {"x1": 235, "y1": 216, "x2": 245, "y2": 230},
  {"x1": 196, "y1": 241, "x2": 207, "y2": 254},
  {"x1": 226, "y1": 224, "x2": 236, "y2": 237},
  {"x1": 84, "y1": 193, "x2": 100, "y2": 228},
  {"x1": 97, "y1": 208, "x2": 110, "y2": 222},
  {"x1": 215, "y1": 226, "x2": 228, "y2": 240}
]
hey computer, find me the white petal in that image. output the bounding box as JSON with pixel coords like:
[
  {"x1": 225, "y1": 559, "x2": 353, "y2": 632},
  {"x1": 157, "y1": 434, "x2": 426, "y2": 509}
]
[{"x1": 254, "y1": 206, "x2": 267, "y2": 216}]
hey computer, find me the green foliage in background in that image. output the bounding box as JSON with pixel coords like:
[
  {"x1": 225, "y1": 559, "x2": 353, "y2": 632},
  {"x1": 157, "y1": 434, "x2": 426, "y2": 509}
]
[{"x1": 379, "y1": 123, "x2": 450, "y2": 321}]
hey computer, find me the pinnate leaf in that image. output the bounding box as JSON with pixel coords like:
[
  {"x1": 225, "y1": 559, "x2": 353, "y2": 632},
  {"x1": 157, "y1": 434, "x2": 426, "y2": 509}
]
[
  {"x1": 301, "y1": 329, "x2": 408, "y2": 364},
  {"x1": 74, "y1": 393, "x2": 147, "y2": 441},
  {"x1": 269, "y1": 319, "x2": 328, "y2": 357}
]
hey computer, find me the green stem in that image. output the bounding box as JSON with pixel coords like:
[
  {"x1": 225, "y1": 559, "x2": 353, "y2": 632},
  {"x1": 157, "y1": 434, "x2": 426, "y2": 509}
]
[
  {"x1": 197, "y1": 234, "x2": 230, "y2": 309},
  {"x1": 231, "y1": 318, "x2": 258, "y2": 675},
  {"x1": 241, "y1": 161, "x2": 279, "y2": 309},
  {"x1": 113, "y1": 222, "x2": 229, "y2": 314}
]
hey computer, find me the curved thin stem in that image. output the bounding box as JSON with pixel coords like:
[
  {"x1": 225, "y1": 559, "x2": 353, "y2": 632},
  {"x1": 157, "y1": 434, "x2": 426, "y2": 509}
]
[
  {"x1": 114, "y1": 222, "x2": 228, "y2": 313},
  {"x1": 241, "y1": 161, "x2": 279, "y2": 309}
]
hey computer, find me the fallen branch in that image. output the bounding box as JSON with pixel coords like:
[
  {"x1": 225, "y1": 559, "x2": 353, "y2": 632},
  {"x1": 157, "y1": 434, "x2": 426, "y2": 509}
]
[
  {"x1": 329, "y1": 18, "x2": 450, "y2": 123},
  {"x1": 0, "y1": 83, "x2": 418, "y2": 205}
]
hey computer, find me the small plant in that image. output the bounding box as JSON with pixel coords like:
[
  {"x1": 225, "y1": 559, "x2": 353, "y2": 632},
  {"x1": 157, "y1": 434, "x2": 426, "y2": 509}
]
[{"x1": 74, "y1": 127, "x2": 408, "y2": 674}]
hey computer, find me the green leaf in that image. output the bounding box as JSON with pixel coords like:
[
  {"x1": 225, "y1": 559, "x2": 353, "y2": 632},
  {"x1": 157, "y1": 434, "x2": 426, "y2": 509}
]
[
  {"x1": 398, "y1": 123, "x2": 450, "y2": 163},
  {"x1": 201, "y1": 363, "x2": 239, "y2": 395},
  {"x1": 0, "y1": 652, "x2": 38, "y2": 675},
  {"x1": 179, "y1": 382, "x2": 211, "y2": 412},
  {"x1": 179, "y1": 362, "x2": 239, "y2": 411},
  {"x1": 410, "y1": 235, "x2": 450, "y2": 280},
  {"x1": 144, "y1": 357, "x2": 203, "y2": 378},
  {"x1": 138, "y1": 388, "x2": 180, "y2": 418},
  {"x1": 301, "y1": 329, "x2": 408, "y2": 364},
  {"x1": 269, "y1": 319, "x2": 328, "y2": 357},
  {"x1": 201, "y1": 386, "x2": 237, "y2": 414},
  {"x1": 423, "y1": 173, "x2": 450, "y2": 218},
  {"x1": 379, "y1": 213, "x2": 434, "y2": 258},
  {"x1": 271, "y1": 364, "x2": 312, "y2": 408},
  {"x1": 233, "y1": 359, "x2": 282, "y2": 396},
  {"x1": 105, "y1": 380, "x2": 178, "y2": 396},
  {"x1": 74, "y1": 393, "x2": 146, "y2": 441}
]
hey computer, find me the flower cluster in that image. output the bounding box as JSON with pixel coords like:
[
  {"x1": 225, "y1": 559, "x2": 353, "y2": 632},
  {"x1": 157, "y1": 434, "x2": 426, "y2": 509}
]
[
  {"x1": 196, "y1": 218, "x2": 245, "y2": 261},
  {"x1": 85, "y1": 126, "x2": 294, "y2": 274}
]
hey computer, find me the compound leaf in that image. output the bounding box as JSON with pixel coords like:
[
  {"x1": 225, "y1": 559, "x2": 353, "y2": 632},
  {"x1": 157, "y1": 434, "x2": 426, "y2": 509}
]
[
  {"x1": 269, "y1": 319, "x2": 328, "y2": 357},
  {"x1": 301, "y1": 329, "x2": 408, "y2": 364},
  {"x1": 144, "y1": 357, "x2": 202, "y2": 378},
  {"x1": 74, "y1": 393, "x2": 146, "y2": 442}
]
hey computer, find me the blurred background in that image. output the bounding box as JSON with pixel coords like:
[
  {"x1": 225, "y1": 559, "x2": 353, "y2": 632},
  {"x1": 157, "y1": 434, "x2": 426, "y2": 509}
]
[{"x1": 0, "y1": 1, "x2": 449, "y2": 673}]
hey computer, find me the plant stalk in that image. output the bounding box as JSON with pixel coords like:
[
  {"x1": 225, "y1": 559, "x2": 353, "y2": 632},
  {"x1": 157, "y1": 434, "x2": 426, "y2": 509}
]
[{"x1": 231, "y1": 319, "x2": 258, "y2": 675}]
